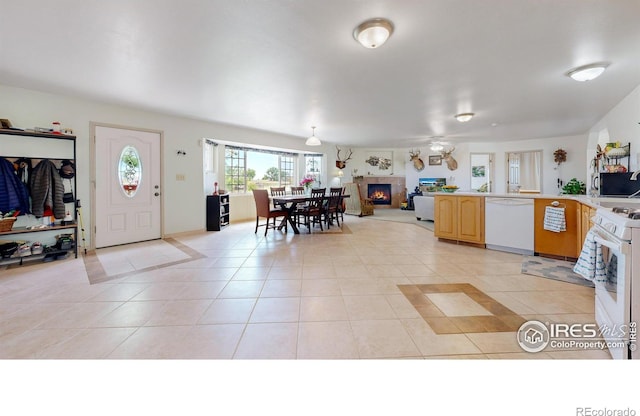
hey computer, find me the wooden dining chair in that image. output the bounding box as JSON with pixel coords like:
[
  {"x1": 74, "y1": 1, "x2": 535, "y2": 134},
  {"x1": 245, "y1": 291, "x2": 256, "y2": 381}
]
[
  {"x1": 252, "y1": 189, "x2": 289, "y2": 236},
  {"x1": 325, "y1": 187, "x2": 344, "y2": 228},
  {"x1": 270, "y1": 186, "x2": 286, "y2": 208},
  {"x1": 301, "y1": 188, "x2": 325, "y2": 232},
  {"x1": 289, "y1": 186, "x2": 306, "y2": 225}
]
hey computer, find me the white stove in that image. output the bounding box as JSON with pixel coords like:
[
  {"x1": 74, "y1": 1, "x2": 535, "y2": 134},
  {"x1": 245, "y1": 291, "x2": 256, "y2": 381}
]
[
  {"x1": 593, "y1": 206, "x2": 640, "y2": 240},
  {"x1": 590, "y1": 205, "x2": 639, "y2": 359}
]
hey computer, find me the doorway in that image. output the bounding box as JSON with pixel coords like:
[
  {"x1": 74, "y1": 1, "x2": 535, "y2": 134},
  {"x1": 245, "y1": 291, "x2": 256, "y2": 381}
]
[
  {"x1": 92, "y1": 124, "x2": 163, "y2": 248},
  {"x1": 470, "y1": 153, "x2": 494, "y2": 192},
  {"x1": 506, "y1": 150, "x2": 542, "y2": 193}
]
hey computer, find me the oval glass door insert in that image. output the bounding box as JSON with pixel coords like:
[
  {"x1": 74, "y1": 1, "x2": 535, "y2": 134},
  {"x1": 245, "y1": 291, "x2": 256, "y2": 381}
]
[{"x1": 118, "y1": 145, "x2": 142, "y2": 197}]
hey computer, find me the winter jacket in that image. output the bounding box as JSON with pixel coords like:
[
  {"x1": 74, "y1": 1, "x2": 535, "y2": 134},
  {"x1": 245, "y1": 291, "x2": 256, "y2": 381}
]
[
  {"x1": 0, "y1": 158, "x2": 30, "y2": 214},
  {"x1": 30, "y1": 159, "x2": 65, "y2": 219}
]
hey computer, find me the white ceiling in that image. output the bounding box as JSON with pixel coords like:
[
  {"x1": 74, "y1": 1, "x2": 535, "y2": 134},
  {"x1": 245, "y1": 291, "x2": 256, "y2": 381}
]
[{"x1": 2, "y1": 0, "x2": 640, "y2": 148}]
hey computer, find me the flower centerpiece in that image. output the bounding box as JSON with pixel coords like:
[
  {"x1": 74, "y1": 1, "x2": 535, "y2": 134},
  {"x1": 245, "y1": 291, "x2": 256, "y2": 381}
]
[{"x1": 300, "y1": 175, "x2": 315, "y2": 194}]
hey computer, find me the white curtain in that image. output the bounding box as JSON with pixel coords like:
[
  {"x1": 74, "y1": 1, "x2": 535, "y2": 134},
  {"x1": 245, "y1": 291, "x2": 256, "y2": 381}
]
[{"x1": 520, "y1": 151, "x2": 541, "y2": 190}]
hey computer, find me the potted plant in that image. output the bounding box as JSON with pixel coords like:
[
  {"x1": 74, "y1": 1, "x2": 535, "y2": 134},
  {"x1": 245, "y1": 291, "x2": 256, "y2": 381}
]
[{"x1": 562, "y1": 178, "x2": 586, "y2": 195}]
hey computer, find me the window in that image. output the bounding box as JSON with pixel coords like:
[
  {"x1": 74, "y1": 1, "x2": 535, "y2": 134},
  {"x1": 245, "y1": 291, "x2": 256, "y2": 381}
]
[
  {"x1": 225, "y1": 147, "x2": 246, "y2": 193},
  {"x1": 279, "y1": 155, "x2": 294, "y2": 187},
  {"x1": 304, "y1": 154, "x2": 323, "y2": 187},
  {"x1": 118, "y1": 145, "x2": 142, "y2": 197},
  {"x1": 224, "y1": 145, "x2": 301, "y2": 193}
]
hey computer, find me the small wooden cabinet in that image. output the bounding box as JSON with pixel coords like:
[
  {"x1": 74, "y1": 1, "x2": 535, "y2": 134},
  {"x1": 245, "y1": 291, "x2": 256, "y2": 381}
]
[
  {"x1": 578, "y1": 202, "x2": 597, "y2": 251},
  {"x1": 434, "y1": 195, "x2": 485, "y2": 244},
  {"x1": 206, "y1": 193, "x2": 230, "y2": 231},
  {"x1": 533, "y1": 198, "x2": 580, "y2": 259}
]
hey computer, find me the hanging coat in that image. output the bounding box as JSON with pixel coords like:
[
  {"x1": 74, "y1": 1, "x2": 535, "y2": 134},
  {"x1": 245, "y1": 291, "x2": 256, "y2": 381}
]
[
  {"x1": 0, "y1": 158, "x2": 31, "y2": 214},
  {"x1": 30, "y1": 159, "x2": 65, "y2": 219}
]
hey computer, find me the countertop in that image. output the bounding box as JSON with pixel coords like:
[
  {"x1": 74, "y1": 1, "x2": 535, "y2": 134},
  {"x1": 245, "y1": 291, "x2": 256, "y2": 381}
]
[{"x1": 430, "y1": 191, "x2": 640, "y2": 209}]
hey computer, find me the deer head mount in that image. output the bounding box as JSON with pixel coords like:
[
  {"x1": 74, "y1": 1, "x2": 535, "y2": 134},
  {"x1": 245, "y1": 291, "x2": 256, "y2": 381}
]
[
  {"x1": 409, "y1": 149, "x2": 425, "y2": 172},
  {"x1": 335, "y1": 146, "x2": 353, "y2": 169},
  {"x1": 440, "y1": 147, "x2": 458, "y2": 171}
]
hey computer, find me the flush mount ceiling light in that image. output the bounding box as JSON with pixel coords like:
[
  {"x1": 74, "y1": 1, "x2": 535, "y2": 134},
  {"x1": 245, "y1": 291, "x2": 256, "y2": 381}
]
[
  {"x1": 454, "y1": 113, "x2": 475, "y2": 122},
  {"x1": 305, "y1": 126, "x2": 322, "y2": 146},
  {"x1": 430, "y1": 143, "x2": 444, "y2": 152},
  {"x1": 566, "y1": 62, "x2": 609, "y2": 82},
  {"x1": 353, "y1": 18, "x2": 394, "y2": 49},
  {"x1": 429, "y1": 140, "x2": 450, "y2": 152}
]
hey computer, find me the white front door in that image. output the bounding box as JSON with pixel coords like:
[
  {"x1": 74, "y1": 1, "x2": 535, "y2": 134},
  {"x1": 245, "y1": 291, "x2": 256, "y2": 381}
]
[{"x1": 94, "y1": 125, "x2": 162, "y2": 248}]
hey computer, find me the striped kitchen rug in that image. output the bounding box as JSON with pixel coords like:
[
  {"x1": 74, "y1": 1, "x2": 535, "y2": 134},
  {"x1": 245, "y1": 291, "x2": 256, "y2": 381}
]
[{"x1": 521, "y1": 256, "x2": 595, "y2": 288}]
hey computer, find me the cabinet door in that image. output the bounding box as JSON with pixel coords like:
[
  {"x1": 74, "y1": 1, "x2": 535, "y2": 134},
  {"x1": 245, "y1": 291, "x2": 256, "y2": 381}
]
[
  {"x1": 579, "y1": 203, "x2": 593, "y2": 249},
  {"x1": 458, "y1": 196, "x2": 484, "y2": 244},
  {"x1": 534, "y1": 199, "x2": 579, "y2": 258},
  {"x1": 434, "y1": 195, "x2": 457, "y2": 239}
]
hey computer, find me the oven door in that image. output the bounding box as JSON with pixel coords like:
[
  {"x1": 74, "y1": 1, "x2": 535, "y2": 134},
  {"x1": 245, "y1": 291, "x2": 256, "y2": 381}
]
[{"x1": 592, "y1": 226, "x2": 632, "y2": 359}]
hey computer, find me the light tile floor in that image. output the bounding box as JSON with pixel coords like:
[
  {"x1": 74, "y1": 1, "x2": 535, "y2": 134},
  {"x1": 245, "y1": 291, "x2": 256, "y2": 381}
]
[{"x1": 0, "y1": 214, "x2": 612, "y2": 359}]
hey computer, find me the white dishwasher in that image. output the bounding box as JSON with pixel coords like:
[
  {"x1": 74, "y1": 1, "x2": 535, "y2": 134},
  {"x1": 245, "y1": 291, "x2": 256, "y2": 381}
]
[{"x1": 485, "y1": 197, "x2": 534, "y2": 255}]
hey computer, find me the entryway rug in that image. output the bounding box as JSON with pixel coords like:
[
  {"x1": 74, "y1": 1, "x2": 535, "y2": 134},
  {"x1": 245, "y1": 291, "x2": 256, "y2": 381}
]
[{"x1": 521, "y1": 256, "x2": 594, "y2": 288}]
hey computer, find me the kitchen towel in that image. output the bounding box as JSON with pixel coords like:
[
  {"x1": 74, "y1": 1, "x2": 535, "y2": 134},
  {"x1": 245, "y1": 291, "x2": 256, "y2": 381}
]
[
  {"x1": 543, "y1": 206, "x2": 566, "y2": 232},
  {"x1": 573, "y1": 228, "x2": 608, "y2": 283}
]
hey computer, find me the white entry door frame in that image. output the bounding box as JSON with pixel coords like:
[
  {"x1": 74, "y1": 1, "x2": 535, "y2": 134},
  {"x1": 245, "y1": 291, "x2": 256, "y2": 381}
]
[{"x1": 90, "y1": 122, "x2": 164, "y2": 249}]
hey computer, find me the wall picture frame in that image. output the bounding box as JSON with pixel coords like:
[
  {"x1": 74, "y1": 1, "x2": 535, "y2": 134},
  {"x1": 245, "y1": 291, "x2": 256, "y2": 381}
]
[
  {"x1": 472, "y1": 165, "x2": 486, "y2": 177},
  {"x1": 428, "y1": 155, "x2": 442, "y2": 166}
]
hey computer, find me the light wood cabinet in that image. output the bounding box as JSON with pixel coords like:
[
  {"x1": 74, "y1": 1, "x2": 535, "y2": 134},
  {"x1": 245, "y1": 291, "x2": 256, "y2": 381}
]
[
  {"x1": 578, "y1": 202, "x2": 597, "y2": 250},
  {"x1": 434, "y1": 195, "x2": 484, "y2": 244},
  {"x1": 533, "y1": 198, "x2": 579, "y2": 258},
  {"x1": 434, "y1": 195, "x2": 457, "y2": 239}
]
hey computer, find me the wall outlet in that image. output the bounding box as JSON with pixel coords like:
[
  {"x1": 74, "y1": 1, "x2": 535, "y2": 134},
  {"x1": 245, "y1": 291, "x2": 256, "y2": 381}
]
[{"x1": 176, "y1": 174, "x2": 186, "y2": 181}]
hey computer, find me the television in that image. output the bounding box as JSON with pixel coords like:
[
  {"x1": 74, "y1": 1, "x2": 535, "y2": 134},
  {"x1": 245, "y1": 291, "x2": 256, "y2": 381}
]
[{"x1": 419, "y1": 177, "x2": 446, "y2": 192}]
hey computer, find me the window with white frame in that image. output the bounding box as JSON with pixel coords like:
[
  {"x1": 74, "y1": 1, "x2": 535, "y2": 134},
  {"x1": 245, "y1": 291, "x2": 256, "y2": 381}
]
[
  {"x1": 304, "y1": 154, "x2": 323, "y2": 187},
  {"x1": 224, "y1": 145, "x2": 300, "y2": 193}
]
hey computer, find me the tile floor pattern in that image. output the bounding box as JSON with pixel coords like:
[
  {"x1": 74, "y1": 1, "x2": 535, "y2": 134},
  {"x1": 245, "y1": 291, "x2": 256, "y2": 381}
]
[{"x1": 0, "y1": 215, "x2": 611, "y2": 359}]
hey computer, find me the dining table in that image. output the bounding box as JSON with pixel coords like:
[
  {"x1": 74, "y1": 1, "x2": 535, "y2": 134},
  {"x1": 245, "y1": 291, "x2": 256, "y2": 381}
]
[{"x1": 272, "y1": 193, "x2": 349, "y2": 234}]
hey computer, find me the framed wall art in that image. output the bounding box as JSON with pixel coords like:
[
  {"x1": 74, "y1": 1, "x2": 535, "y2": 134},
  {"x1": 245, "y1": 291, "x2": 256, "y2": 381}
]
[
  {"x1": 364, "y1": 151, "x2": 393, "y2": 175},
  {"x1": 428, "y1": 155, "x2": 442, "y2": 166}
]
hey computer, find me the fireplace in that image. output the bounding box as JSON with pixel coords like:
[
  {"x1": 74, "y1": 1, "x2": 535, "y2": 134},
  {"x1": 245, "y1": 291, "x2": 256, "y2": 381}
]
[
  {"x1": 356, "y1": 176, "x2": 405, "y2": 209},
  {"x1": 368, "y1": 184, "x2": 392, "y2": 205}
]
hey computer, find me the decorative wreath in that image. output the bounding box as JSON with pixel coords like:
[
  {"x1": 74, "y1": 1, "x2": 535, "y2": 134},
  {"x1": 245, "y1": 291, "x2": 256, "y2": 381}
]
[{"x1": 553, "y1": 148, "x2": 567, "y2": 165}]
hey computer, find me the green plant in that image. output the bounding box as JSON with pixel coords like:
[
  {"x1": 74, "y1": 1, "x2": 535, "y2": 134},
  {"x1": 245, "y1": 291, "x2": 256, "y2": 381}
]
[{"x1": 562, "y1": 178, "x2": 586, "y2": 195}]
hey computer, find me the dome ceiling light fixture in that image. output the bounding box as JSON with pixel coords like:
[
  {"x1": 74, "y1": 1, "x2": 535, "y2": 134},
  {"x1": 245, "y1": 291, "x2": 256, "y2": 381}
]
[
  {"x1": 429, "y1": 139, "x2": 451, "y2": 152},
  {"x1": 305, "y1": 126, "x2": 322, "y2": 146},
  {"x1": 566, "y1": 62, "x2": 610, "y2": 82},
  {"x1": 430, "y1": 142, "x2": 444, "y2": 152},
  {"x1": 353, "y1": 18, "x2": 394, "y2": 49},
  {"x1": 454, "y1": 112, "x2": 475, "y2": 122}
]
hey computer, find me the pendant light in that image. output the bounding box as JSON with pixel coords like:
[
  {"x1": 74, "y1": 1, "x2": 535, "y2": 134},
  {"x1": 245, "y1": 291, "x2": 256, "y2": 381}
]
[{"x1": 305, "y1": 126, "x2": 322, "y2": 146}]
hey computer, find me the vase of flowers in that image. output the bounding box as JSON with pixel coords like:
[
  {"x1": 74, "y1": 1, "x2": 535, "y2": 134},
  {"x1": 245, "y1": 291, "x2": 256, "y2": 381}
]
[{"x1": 300, "y1": 176, "x2": 314, "y2": 195}]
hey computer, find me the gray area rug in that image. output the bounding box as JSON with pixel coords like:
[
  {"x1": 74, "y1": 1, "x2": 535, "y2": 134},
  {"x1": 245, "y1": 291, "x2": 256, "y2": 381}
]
[
  {"x1": 362, "y1": 208, "x2": 434, "y2": 231},
  {"x1": 521, "y1": 256, "x2": 595, "y2": 288}
]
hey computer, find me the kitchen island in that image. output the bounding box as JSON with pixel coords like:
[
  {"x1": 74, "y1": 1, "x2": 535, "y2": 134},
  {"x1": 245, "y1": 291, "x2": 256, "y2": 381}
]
[{"x1": 433, "y1": 191, "x2": 631, "y2": 258}]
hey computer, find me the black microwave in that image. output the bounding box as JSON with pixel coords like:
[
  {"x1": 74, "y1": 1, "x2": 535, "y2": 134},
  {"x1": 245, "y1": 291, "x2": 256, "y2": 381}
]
[{"x1": 599, "y1": 172, "x2": 640, "y2": 196}]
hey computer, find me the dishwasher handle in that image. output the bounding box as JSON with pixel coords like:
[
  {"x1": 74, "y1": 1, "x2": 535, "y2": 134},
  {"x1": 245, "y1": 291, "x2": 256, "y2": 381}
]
[{"x1": 486, "y1": 198, "x2": 534, "y2": 206}]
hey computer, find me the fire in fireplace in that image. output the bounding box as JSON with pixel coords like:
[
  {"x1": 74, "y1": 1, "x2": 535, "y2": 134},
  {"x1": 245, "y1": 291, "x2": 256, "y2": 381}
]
[{"x1": 368, "y1": 184, "x2": 392, "y2": 205}]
